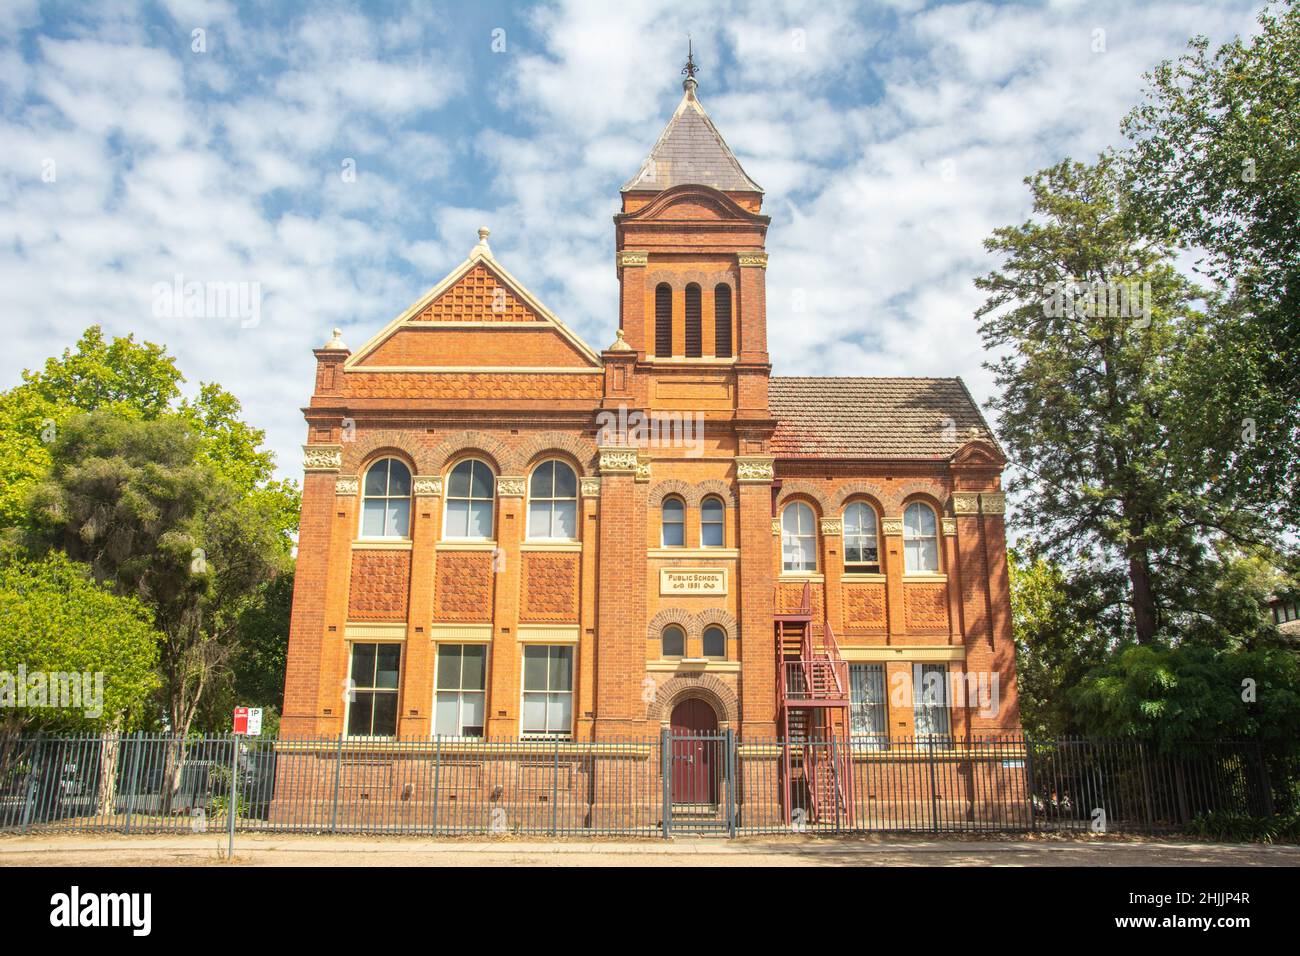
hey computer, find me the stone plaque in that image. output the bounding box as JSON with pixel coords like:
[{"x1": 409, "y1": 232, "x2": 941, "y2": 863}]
[{"x1": 660, "y1": 568, "x2": 728, "y2": 596}]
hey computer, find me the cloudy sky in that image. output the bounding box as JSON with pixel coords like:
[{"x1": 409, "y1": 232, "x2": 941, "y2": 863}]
[{"x1": 0, "y1": 0, "x2": 1267, "y2": 482}]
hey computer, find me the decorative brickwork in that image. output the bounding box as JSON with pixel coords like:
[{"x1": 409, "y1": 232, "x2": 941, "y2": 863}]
[
  {"x1": 843, "y1": 583, "x2": 887, "y2": 630},
  {"x1": 348, "y1": 550, "x2": 411, "y2": 621},
  {"x1": 412, "y1": 262, "x2": 542, "y2": 323},
  {"x1": 521, "y1": 552, "x2": 580, "y2": 623},
  {"x1": 903, "y1": 583, "x2": 949, "y2": 631},
  {"x1": 434, "y1": 551, "x2": 494, "y2": 622}
]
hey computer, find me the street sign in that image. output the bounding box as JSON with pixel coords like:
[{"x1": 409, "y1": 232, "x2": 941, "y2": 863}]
[{"x1": 233, "y1": 707, "x2": 263, "y2": 736}]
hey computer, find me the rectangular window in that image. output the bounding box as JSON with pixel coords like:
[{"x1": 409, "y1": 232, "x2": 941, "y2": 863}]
[
  {"x1": 347, "y1": 643, "x2": 401, "y2": 737},
  {"x1": 849, "y1": 663, "x2": 888, "y2": 750},
  {"x1": 521, "y1": 645, "x2": 573, "y2": 737},
  {"x1": 912, "y1": 663, "x2": 952, "y2": 746},
  {"x1": 434, "y1": 644, "x2": 486, "y2": 737}
]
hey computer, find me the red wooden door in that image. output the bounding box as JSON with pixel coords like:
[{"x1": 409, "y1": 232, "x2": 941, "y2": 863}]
[{"x1": 670, "y1": 699, "x2": 719, "y2": 804}]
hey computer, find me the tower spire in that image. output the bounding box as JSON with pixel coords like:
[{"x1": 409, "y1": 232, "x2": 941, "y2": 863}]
[{"x1": 682, "y1": 36, "x2": 698, "y2": 95}]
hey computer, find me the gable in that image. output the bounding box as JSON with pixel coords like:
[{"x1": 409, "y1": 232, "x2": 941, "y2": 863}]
[{"x1": 347, "y1": 251, "x2": 602, "y2": 371}]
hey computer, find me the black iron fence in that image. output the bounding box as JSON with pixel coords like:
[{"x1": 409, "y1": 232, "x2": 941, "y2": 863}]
[{"x1": 0, "y1": 732, "x2": 1272, "y2": 837}]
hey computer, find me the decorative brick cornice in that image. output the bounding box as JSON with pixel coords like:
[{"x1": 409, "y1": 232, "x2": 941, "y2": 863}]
[
  {"x1": 737, "y1": 252, "x2": 768, "y2": 269},
  {"x1": 496, "y1": 475, "x2": 527, "y2": 497},
  {"x1": 941, "y1": 517, "x2": 957, "y2": 536},
  {"x1": 980, "y1": 492, "x2": 1006, "y2": 515},
  {"x1": 579, "y1": 476, "x2": 601, "y2": 497},
  {"x1": 598, "y1": 446, "x2": 638, "y2": 474},
  {"x1": 413, "y1": 476, "x2": 443, "y2": 497},
  {"x1": 952, "y1": 492, "x2": 981, "y2": 516},
  {"x1": 335, "y1": 475, "x2": 359, "y2": 496},
  {"x1": 303, "y1": 443, "x2": 342, "y2": 472},
  {"x1": 735, "y1": 455, "x2": 775, "y2": 483},
  {"x1": 820, "y1": 518, "x2": 843, "y2": 536},
  {"x1": 881, "y1": 517, "x2": 904, "y2": 537},
  {"x1": 617, "y1": 250, "x2": 649, "y2": 267}
]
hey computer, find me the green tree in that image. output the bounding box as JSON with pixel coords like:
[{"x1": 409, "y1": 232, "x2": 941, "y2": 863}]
[
  {"x1": 0, "y1": 551, "x2": 158, "y2": 734},
  {"x1": 975, "y1": 156, "x2": 1267, "y2": 644},
  {"x1": 1123, "y1": 2, "x2": 1300, "y2": 525}
]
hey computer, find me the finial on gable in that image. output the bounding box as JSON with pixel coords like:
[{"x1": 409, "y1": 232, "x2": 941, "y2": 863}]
[
  {"x1": 682, "y1": 36, "x2": 698, "y2": 95},
  {"x1": 609, "y1": 328, "x2": 634, "y2": 352},
  {"x1": 473, "y1": 226, "x2": 492, "y2": 258},
  {"x1": 323, "y1": 327, "x2": 348, "y2": 350}
]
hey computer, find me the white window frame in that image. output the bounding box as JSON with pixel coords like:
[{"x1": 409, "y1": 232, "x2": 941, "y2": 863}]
[
  {"x1": 526, "y1": 460, "x2": 579, "y2": 541},
  {"x1": 843, "y1": 501, "x2": 881, "y2": 572},
  {"x1": 433, "y1": 643, "x2": 488, "y2": 738},
  {"x1": 661, "y1": 496, "x2": 686, "y2": 547},
  {"x1": 700, "y1": 496, "x2": 725, "y2": 548},
  {"x1": 358, "y1": 458, "x2": 412, "y2": 540},
  {"x1": 442, "y1": 458, "x2": 496, "y2": 541},
  {"x1": 913, "y1": 662, "x2": 952, "y2": 746},
  {"x1": 702, "y1": 624, "x2": 726, "y2": 659},
  {"x1": 781, "y1": 501, "x2": 818, "y2": 572},
  {"x1": 903, "y1": 502, "x2": 940, "y2": 573},
  {"x1": 661, "y1": 624, "x2": 686, "y2": 659},
  {"x1": 345, "y1": 642, "x2": 402, "y2": 738},
  {"x1": 520, "y1": 645, "x2": 574, "y2": 738},
  {"x1": 849, "y1": 663, "x2": 889, "y2": 750}
]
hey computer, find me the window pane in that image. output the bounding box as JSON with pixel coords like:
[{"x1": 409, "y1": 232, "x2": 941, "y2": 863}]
[
  {"x1": 703, "y1": 626, "x2": 725, "y2": 658},
  {"x1": 530, "y1": 462, "x2": 553, "y2": 498},
  {"x1": 553, "y1": 463, "x2": 577, "y2": 498},
  {"x1": 468, "y1": 500, "x2": 494, "y2": 537},
  {"x1": 553, "y1": 501, "x2": 577, "y2": 538},
  {"x1": 361, "y1": 499, "x2": 387, "y2": 537},
  {"x1": 348, "y1": 692, "x2": 374, "y2": 736},
  {"x1": 662, "y1": 626, "x2": 684, "y2": 657},
  {"x1": 461, "y1": 692, "x2": 484, "y2": 735},
  {"x1": 528, "y1": 502, "x2": 551, "y2": 537},
  {"x1": 523, "y1": 646, "x2": 547, "y2": 691},
  {"x1": 375, "y1": 644, "x2": 401, "y2": 688},
  {"x1": 662, "y1": 520, "x2": 685, "y2": 547},
  {"x1": 461, "y1": 645, "x2": 486, "y2": 689},
  {"x1": 350, "y1": 644, "x2": 376, "y2": 686},
  {"x1": 372, "y1": 692, "x2": 398, "y2": 736},
  {"x1": 548, "y1": 693, "x2": 572, "y2": 734},
  {"x1": 469, "y1": 461, "x2": 493, "y2": 499},
  {"x1": 434, "y1": 692, "x2": 459, "y2": 735},
  {"x1": 387, "y1": 461, "x2": 411, "y2": 496},
  {"x1": 663, "y1": 498, "x2": 684, "y2": 521},
  {"x1": 448, "y1": 460, "x2": 472, "y2": 498},
  {"x1": 436, "y1": 645, "x2": 462, "y2": 689},
  {"x1": 385, "y1": 498, "x2": 410, "y2": 537},
  {"x1": 701, "y1": 520, "x2": 724, "y2": 547},
  {"x1": 549, "y1": 646, "x2": 573, "y2": 691},
  {"x1": 522, "y1": 692, "x2": 546, "y2": 733},
  {"x1": 364, "y1": 463, "x2": 389, "y2": 496},
  {"x1": 702, "y1": 498, "x2": 723, "y2": 522},
  {"x1": 444, "y1": 499, "x2": 469, "y2": 538}
]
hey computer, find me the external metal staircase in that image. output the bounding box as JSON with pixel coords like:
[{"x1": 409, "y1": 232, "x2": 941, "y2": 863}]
[{"x1": 775, "y1": 582, "x2": 854, "y2": 826}]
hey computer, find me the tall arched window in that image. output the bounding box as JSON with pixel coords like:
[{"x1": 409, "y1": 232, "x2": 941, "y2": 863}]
[
  {"x1": 528, "y1": 460, "x2": 578, "y2": 539},
  {"x1": 781, "y1": 501, "x2": 817, "y2": 572},
  {"x1": 714, "y1": 283, "x2": 732, "y2": 357},
  {"x1": 701, "y1": 496, "x2": 725, "y2": 547},
  {"x1": 360, "y1": 458, "x2": 411, "y2": 538},
  {"x1": 843, "y1": 502, "x2": 880, "y2": 573},
  {"x1": 903, "y1": 502, "x2": 940, "y2": 573},
  {"x1": 684, "y1": 283, "x2": 702, "y2": 358},
  {"x1": 443, "y1": 458, "x2": 495, "y2": 539},
  {"x1": 661, "y1": 625, "x2": 685, "y2": 659},
  {"x1": 702, "y1": 625, "x2": 726, "y2": 658},
  {"x1": 655, "y1": 283, "x2": 672, "y2": 357},
  {"x1": 661, "y1": 496, "x2": 686, "y2": 547}
]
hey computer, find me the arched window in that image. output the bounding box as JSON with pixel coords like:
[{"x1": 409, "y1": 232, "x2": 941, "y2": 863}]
[
  {"x1": 703, "y1": 625, "x2": 726, "y2": 658},
  {"x1": 843, "y1": 502, "x2": 880, "y2": 573},
  {"x1": 360, "y1": 458, "x2": 411, "y2": 538},
  {"x1": 661, "y1": 496, "x2": 686, "y2": 547},
  {"x1": 781, "y1": 501, "x2": 817, "y2": 572},
  {"x1": 662, "y1": 625, "x2": 685, "y2": 659},
  {"x1": 714, "y1": 283, "x2": 732, "y2": 358},
  {"x1": 528, "y1": 460, "x2": 578, "y2": 539},
  {"x1": 701, "y1": 496, "x2": 725, "y2": 547},
  {"x1": 655, "y1": 283, "x2": 672, "y2": 357},
  {"x1": 684, "y1": 283, "x2": 702, "y2": 357},
  {"x1": 903, "y1": 502, "x2": 939, "y2": 573},
  {"x1": 443, "y1": 458, "x2": 495, "y2": 539}
]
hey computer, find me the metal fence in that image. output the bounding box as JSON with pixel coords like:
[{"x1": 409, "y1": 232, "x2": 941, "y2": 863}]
[{"x1": 0, "y1": 732, "x2": 1273, "y2": 838}]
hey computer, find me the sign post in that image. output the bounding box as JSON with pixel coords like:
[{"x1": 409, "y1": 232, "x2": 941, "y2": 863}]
[{"x1": 229, "y1": 708, "x2": 263, "y2": 859}]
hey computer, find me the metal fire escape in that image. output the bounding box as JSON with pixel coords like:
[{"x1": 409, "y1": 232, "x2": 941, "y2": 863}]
[{"x1": 775, "y1": 582, "x2": 854, "y2": 826}]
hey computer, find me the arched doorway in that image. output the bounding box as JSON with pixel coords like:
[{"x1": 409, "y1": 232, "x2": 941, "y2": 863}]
[{"x1": 669, "y1": 698, "x2": 719, "y2": 805}]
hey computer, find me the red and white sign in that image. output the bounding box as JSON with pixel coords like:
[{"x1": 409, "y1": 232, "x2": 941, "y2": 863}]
[{"x1": 233, "y1": 707, "x2": 263, "y2": 736}]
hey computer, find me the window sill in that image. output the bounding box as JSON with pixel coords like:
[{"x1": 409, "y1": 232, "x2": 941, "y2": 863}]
[
  {"x1": 520, "y1": 541, "x2": 583, "y2": 552},
  {"x1": 779, "y1": 572, "x2": 824, "y2": 582},
  {"x1": 353, "y1": 539, "x2": 413, "y2": 550},
  {"x1": 649, "y1": 547, "x2": 740, "y2": 558},
  {"x1": 435, "y1": 541, "x2": 498, "y2": 551},
  {"x1": 841, "y1": 572, "x2": 886, "y2": 582},
  {"x1": 903, "y1": 573, "x2": 948, "y2": 583},
  {"x1": 647, "y1": 659, "x2": 740, "y2": 673}
]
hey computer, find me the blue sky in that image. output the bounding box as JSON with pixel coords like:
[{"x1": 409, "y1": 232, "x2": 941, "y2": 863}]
[{"x1": 0, "y1": 0, "x2": 1267, "y2": 482}]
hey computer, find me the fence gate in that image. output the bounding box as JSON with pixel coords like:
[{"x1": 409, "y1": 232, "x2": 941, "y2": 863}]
[{"x1": 663, "y1": 731, "x2": 735, "y2": 835}]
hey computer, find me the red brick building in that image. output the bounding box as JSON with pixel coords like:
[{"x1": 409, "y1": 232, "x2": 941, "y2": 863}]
[{"x1": 280, "y1": 72, "x2": 1020, "y2": 764}]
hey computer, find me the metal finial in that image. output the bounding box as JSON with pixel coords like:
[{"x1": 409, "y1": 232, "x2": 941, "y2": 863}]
[{"x1": 682, "y1": 37, "x2": 698, "y2": 87}]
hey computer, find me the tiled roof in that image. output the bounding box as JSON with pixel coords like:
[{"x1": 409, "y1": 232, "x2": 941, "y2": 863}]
[
  {"x1": 622, "y1": 86, "x2": 762, "y2": 193},
  {"x1": 769, "y1": 377, "x2": 1000, "y2": 460}
]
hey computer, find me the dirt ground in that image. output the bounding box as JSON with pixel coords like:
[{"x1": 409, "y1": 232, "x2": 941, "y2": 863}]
[{"x1": 1, "y1": 831, "x2": 1297, "y2": 866}]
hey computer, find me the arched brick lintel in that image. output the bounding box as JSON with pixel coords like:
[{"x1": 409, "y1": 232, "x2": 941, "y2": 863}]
[{"x1": 649, "y1": 674, "x2": 740, "y2": 727}]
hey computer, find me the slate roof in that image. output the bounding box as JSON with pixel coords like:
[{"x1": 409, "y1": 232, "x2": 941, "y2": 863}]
[
  {"x1": 622, "y1": 85, "x2": 763, "y2": 193},
  {"x1": 768, "y1": 377, "x2": 1000, "y2": 460}
]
